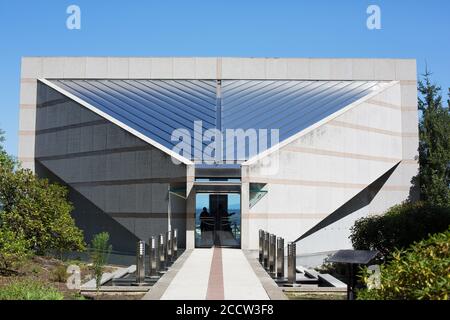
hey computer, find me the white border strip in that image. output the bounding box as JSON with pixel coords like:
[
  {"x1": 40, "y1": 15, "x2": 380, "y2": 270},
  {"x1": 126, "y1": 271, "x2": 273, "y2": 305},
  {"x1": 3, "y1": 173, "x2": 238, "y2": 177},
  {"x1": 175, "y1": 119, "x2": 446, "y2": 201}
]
[
  {"x1": 39, "y1": 78, "x2": 193, "y2": 165},
  {"x1": 242, "y1": 81, "x2": 400, "y2": 166}
]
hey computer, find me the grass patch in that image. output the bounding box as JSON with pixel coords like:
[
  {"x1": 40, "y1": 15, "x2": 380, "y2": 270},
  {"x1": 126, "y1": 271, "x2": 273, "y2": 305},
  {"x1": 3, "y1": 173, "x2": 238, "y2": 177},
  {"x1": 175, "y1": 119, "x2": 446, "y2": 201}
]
[
  {"x1": 0, "y1": 279, "x2": 64, "y2": 300},
  {"x1": 285, "y1": 292, "x2": 346, "y2": 300}
]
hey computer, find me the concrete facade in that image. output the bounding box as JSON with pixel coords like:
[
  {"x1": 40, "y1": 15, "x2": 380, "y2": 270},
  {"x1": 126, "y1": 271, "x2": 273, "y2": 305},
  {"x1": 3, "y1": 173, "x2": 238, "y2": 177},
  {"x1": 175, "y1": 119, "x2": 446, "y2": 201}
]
[{"x1": 19, "y1": 57, "x2": 418, "y2": 257}]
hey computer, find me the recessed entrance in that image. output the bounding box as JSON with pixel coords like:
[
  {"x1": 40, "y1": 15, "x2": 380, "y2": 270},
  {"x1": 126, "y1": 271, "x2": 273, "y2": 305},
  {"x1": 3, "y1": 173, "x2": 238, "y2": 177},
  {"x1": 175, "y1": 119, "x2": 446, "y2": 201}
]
[{"x1": 195, "y1": 193, "x2": 241, "y2": 248}]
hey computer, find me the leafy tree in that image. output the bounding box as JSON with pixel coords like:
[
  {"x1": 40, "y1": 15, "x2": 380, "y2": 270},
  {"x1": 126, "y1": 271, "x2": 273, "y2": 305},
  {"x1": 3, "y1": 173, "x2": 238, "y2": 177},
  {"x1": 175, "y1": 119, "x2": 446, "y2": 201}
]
[
  {"x1": 0, "y1": 128, "x2": 85, "y2": 265},
  {"x1": 0, "y1": 129, "x2": 15, "y2": 174},
  {"x1": 89, "y1": 232, "x2": 112, "y2": 290},
  {"x1": 357, "y1": 228, "x2": 450, "y2": 300},
  {"x1": 415, "y1": 70, "x2": 450, "y2": 206}
]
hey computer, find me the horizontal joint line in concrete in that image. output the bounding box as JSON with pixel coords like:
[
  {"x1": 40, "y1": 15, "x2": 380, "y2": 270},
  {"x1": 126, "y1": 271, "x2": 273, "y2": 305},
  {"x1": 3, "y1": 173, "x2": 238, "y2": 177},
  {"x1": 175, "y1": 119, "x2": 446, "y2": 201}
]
[
  {"x1": 367, "y1": 99, "x2": 417, "y2": 112},
  {"x1": 399, "y1": 80, "x2": 417, "y2": 85},
  {"x1": 243, "y1": 213, "x2": 329, "y2": 220},
  {"x1": 401, "y1": 106, "x2": 419, "y2": 111},
  {"x1": 283, "y1": 146, "x2": 402, "y2": 163},
  {"x1": 329, "y1": 120, "x2": 417, "y2": 137},
  {"x1": 67, "y1": 177, "x2": 186, "y2": 188},
  {"x1": 367, "y1": 99, "x2": 402, "y2": 110},
  {"x1": 382, "y1": 185, "x2": 413, "y2": 191},
  {"x1": 18, "y1": 130, "x2": 35, "y2": 136},
  {"x1": 108, "y1": 212, "x2": 188, "y2": 219},
  {"x1": 20, "y1": 104, "x2": 37, "y2": 109},
  {"x1": 35, "y1": 145, "x2": 154, "y2": 161},
  {"x1": 37, "y1": 97, "x2": 75, "y2": 109},
  {"x1": 402, "y1": 159, "x2": 418, "y2": 164},
  {"x1": 35, "y1": 119, "x2": 109, "y2": 135},
  {"x1": 21, "y1": 78, "x2": 37, "y2": 83},
  {"x1": 245, "y1": 178, "x2": 411, "y2": 191},
  {"x1": 402, "y1": 132, "x2": 419, "y2": 138}
]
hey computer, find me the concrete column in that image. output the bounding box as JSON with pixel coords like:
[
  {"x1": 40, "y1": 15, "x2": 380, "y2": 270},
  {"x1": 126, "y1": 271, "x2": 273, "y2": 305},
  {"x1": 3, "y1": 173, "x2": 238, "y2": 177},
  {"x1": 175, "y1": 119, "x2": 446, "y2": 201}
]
[
  {"x1": 241, "y1": 165, "x2": 250, "y2": 249},
  {"x1": 186, "y1": 191, "x2": 196, "y2": 249},
  {"x1": 185, "y1": 164, "x2": 196, "y2": 249}
]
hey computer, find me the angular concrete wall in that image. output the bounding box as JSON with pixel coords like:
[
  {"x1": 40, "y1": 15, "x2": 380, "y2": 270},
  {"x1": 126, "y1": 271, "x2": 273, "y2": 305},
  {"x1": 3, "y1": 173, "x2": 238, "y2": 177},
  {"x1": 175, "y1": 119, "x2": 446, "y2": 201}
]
[
  {"x1": 35, "y1": 82, "x2": 188, "y2": 250},
  {"x1": 241, "y1": 80, "x2": 418, "y2": 252}
]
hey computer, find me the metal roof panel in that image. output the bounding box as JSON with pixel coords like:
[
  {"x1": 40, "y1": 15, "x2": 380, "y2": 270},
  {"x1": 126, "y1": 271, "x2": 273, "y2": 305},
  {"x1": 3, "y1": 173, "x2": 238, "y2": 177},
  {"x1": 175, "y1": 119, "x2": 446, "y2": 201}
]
[{"x1": 48, "y1": 79, "x2": 384, "y2": 162}]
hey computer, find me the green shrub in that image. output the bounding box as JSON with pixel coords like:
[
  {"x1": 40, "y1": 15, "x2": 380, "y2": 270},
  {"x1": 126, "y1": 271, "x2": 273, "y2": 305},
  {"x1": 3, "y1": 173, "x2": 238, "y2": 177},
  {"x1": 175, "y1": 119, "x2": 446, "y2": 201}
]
[
  {"x1": 350, "y1": 201, "x2": 450, "y2": 258},
  {"x1": 357, "y1": 229, "x2": 450, "y2": 300},
  {"x1": 0, "y1": 227, "x2": 30, "y2": 274},
  {"x1": 0, "y1": 169, "x2": 84, "y2": 253},
  {"x1": 0, "y1": 167, "x2": 86, "y2": 256},
  {"x1": 0, "y1": 279, "x2": 64, "y2": 300},
  {"x1": 89, "y1": 232, "x2": 112, "y2": 290}
]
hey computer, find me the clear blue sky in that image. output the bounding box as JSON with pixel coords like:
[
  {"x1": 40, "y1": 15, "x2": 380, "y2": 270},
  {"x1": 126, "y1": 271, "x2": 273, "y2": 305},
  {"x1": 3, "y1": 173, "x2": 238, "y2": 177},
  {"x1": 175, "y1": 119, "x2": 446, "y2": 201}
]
[{"x1": 0, "y1": 0, "x2": 449, "y2": 156}]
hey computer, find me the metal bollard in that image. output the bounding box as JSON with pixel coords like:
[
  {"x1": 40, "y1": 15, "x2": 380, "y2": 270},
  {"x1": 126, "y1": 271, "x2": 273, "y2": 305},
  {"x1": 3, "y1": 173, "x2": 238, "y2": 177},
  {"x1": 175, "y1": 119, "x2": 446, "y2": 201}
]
[
  {"x1": 166, "y1": 230, "x2": 172, "y2": 264},
  {"x1": 276, "y1": 237, "x2": 285, "y2": 278},
  {"x1": 158, "y1": 233, "x2": 166, "y2": 271},
  {"x1": 287, "y1": 242, "x2": 297, "y2": 284},
  {"x1": 172, "y1": 229, "x2": 178, "y2": 260},
  {"x1": 136, "y1": 240, "x2": 146, "y2": 285},
  {"x1": 263, "y1": 232, "x2": 269, "y2": 269},
  {"x1": 148, "y1": 236, "x2": 158, "y2": 277},
  {"x1": 269, "y1": 234, "x2": 276, "y2": 275},
  {"x1": 258, "y1": 230, "x2": 264, "y2": 264}
]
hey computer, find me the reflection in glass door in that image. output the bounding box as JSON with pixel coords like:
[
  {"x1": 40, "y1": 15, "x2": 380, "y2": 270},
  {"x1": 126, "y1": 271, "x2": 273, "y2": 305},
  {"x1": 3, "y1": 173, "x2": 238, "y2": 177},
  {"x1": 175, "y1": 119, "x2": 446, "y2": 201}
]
[{"x1": 195, "y1": 193, "x2": 241, "y2": 248}]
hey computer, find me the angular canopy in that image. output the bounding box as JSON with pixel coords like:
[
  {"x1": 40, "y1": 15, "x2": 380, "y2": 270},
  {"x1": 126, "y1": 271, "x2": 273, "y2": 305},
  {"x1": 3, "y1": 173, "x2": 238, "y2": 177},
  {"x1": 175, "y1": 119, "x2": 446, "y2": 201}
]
[{"x1": 48, "y1": 79, "x2": 384, "y2": 162}]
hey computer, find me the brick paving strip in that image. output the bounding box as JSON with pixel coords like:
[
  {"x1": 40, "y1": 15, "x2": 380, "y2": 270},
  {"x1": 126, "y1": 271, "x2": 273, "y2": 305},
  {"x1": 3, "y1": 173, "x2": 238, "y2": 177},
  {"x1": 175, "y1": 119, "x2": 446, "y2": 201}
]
[{"x1": 206, "y1": 247, "x2": 225, "y2": 300}]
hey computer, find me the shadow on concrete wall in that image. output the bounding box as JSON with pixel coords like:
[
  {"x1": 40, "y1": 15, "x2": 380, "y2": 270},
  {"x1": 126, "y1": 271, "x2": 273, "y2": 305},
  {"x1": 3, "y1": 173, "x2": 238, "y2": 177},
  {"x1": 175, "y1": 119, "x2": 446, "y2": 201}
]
[
  {"x1": 295, "y1": 162, "x2": 401, "y2": 243},
  {"x1": 36, "y1": 161, "x2": 140, "y2": 256}
]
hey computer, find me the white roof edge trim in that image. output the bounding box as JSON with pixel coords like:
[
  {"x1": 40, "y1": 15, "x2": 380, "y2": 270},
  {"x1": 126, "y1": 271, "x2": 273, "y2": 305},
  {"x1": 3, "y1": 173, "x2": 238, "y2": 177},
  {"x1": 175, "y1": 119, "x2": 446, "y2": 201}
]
[
  {"x1": 242, "y1": 80, "x2": 400, "y2": 166},
  {"x1": 38, "y1": 78, "x2": 193, "y2": 166}
]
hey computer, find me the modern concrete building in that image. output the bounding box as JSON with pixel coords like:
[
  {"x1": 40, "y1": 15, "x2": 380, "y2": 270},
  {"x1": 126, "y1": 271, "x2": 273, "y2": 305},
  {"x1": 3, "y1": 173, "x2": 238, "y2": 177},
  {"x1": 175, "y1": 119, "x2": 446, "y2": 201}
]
[{"x1": 18, "y1": 57, "x2": 418, "y2": 262}]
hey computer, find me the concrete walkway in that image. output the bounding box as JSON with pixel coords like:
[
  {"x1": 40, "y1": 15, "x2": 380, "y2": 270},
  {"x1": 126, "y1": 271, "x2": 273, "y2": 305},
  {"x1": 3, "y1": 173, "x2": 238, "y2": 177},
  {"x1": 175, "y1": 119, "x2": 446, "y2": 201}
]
[{"x1": 158, "y1": 248, "x2": 270, "y2": 300}]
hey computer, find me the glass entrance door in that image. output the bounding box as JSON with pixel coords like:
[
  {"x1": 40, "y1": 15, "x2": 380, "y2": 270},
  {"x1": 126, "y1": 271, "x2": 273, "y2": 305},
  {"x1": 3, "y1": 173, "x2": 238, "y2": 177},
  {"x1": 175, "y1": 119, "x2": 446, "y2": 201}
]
[{"x1": 195, "y1": 193, "x2": 241, "y2": 248}]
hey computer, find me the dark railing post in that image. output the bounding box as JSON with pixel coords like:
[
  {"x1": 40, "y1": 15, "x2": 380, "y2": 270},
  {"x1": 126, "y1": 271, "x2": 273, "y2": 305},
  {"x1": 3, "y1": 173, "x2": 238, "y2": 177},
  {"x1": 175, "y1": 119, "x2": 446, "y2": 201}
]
[
  {"x1": 166, "y1": 230, "x2": 172, "y2": 264},
  {"x1": 263, "y1": 231, "x2": 269, "y2": 269},
  {"x1": 172, "y1": 228, "x2": 178, "y2": 260},
  {"x1": 148, "y1": 236, "x2": 158, "y2": 277},
  {"x1": 135, "y1": 240, "x2": 145, "y2": 285},
  {"x1": 287, "y1": 242, "x2": 296, "y2": 284},
  {"x1": 258, "y1": 230, "x2": 264, "y2": 264},
  {"x1": 158, "y1": 233, "x2": 166, "y2": 271},
  {"x1": 269, "y1": 234, "x2": 276, "y2": 275},
  {"x1": 276, "y1": 237, "x2": 285, "y2": 279}
]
